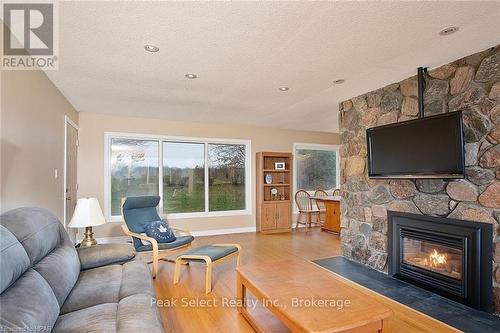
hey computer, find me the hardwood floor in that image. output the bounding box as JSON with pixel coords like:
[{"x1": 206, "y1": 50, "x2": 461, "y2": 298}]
[{"x1": 153, "y1": 229, "x2": 459, "y2": 333}]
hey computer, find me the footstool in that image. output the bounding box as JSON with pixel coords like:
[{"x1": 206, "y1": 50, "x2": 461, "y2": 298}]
[{"x1": 173, "y1": 243, "x2": 241, "y2": 294}]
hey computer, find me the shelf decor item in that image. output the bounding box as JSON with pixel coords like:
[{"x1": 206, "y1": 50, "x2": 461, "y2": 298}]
[
  {"x1": 271, "y1": 188, "x2": 278, "y2": 200},
  {"x1": 275, "y1": 162, "x2": 286, "y2": 170},
  {"x1": 256, "y1": 152, "x2": 293, "y2": 234},
  {"x1": 68, "y1": 198, "x2": 106, "y2": 247}
]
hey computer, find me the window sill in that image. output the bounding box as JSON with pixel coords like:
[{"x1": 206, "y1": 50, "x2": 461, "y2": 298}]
[{"x1": 107, "y1": 209, "x2": 252, "y2": 223}]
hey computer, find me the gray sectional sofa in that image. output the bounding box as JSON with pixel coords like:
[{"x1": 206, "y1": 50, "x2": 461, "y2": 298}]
[{"x1": 0, "y1": 207, "x2": 164, "y2": 332}]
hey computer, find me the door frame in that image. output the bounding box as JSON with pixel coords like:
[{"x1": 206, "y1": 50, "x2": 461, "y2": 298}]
[{"x1": 63, "y1": 115, "x2": 79, "y2": 228}]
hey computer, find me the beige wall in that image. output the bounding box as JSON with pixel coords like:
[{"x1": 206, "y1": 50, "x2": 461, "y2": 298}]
[
  {"x1": 1, "y1": 69, "x2": 79, "y2": 221},
  {"x1": 78, "y1": 112, "x2": 339, "y2": 238}
]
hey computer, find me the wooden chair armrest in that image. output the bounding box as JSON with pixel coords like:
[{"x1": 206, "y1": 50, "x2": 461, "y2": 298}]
[
  {"x1": 171, "y1": 227, "x2": 192, "y2": 236},
  {"x1": 121, "y1": 225, "x2": 159, "y2": 252}
]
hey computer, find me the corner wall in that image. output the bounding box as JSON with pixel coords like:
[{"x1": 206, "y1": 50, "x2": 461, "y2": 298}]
[
  {"x1": 0, "y1": 68, "x2": 79, "y2": 221},
  {"x1": 338, "y1": 45, "x2": 500, "y2": 312}
]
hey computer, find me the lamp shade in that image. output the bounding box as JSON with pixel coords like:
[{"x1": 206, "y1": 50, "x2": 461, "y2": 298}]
[{"x1": 68, "y1": 198, "x2": 106, "y2": 228}]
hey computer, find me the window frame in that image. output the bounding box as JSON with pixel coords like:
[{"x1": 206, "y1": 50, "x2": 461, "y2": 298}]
[
  {"x1": 104, "y1": 132, "x2": 251, "y2": 222},
  {"x1": 292, "y1": 142, "x2": 340, "y2": 212}
]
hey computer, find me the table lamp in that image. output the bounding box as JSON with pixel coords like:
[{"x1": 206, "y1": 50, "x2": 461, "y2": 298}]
[{"x1": 68, "y1": 198, "x2": 106, "y2": 247}]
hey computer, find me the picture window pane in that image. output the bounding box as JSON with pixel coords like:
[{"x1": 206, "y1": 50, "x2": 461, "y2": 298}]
[
  {"x1": 163, "y1": 142, "x2": 205, "y2": 213},
  {"x1": 110, "y1": 138, "x2": 159, "y2": 216},
  {"x1": 296, "y1": 149, "x2": 337, "y2": 192},
  {"x1": 208, "y1": 144, "x2": 246, "y2": 211}
]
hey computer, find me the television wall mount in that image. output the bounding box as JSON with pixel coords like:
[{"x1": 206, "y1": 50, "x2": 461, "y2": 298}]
[{"x1": 417, "y1": 67, "x2": 428, "y2": 119}]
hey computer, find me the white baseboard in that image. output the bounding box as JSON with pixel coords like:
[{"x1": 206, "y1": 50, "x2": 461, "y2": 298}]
[{"x1": 83, "y1": 226, "x2": 257, "y2": 244}]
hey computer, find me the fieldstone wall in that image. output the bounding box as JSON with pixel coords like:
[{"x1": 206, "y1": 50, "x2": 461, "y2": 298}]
[{"x1": 338, "y1": 45, "x2": 500, "y2": 313}]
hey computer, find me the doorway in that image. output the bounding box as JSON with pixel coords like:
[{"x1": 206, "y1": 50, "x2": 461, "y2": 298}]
[{"x1": 64, "y1": 116, "x2": 78, "y2": 237}]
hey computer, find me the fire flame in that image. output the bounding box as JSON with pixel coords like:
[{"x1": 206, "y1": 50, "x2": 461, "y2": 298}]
[{"x1": 429, "y1": 249, "x2": 447, "y2": 267}]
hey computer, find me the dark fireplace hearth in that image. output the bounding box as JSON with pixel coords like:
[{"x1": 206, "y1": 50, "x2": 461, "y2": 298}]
[{"x1": 388, "y1": 211, "x2": 493, "y2": 312}]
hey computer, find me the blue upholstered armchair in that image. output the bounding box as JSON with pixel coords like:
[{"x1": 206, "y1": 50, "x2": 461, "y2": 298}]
[{"x1": 121, "y1": 196, "x2": 194, "y2": 278}]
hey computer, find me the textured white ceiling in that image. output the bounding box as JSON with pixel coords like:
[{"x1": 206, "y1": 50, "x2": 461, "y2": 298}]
[{"x1": 44, "y1": 1, "x2": 500, "y2": 133}]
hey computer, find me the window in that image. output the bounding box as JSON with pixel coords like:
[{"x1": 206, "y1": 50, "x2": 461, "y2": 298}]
[
  {"x1": 294, "y1": 143, "x2": 339, "y2": 193},
  {"x1": 163, "y1": 142, "x2": 205, "y2": 214},
  {"x1": 208, "y1": 144, "x2": 246, "y2": 211},
  {"x1": 110, "y1": 138, "x2": 159, "y2": 216},
  {"x1": 105, "y1": 134, "x2": 250, "y2": 220}
]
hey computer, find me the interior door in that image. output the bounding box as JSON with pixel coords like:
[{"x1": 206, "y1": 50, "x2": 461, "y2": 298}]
[
  {"x1": 65, "y1": 122, "x2": 78, "y2": 230},
  {"x1": 276, "y1": 202, "x2": 291, "y2": 229},
  {"x1": 261, "y1": 204, "x2": 276, "y2": 231}
]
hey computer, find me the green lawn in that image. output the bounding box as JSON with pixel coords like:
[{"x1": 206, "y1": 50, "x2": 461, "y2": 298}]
[
  {"x1": 112, "y1": 182, "x2": 245, "y2": 215},
  {"x1": 163, "y1": 184, "x2": 205, "y2": 213},
  {"x1": 163, "y1": 183, "x2": 245, "y2": 213},
  {"x1": 209, "y1": 183, "x2": 246, "y2": 211}
]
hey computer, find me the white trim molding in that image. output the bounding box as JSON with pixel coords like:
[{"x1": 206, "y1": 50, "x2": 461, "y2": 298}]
[{"x1": 104, "y1": 132, "x2": 252, "y2": 222}]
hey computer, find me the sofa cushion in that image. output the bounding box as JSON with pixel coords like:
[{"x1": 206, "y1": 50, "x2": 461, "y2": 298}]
[
  {"x1": 78, "y1": 244, "x2": 135, "y2": 271},
  {"x1": 0, "y1": 269, "x2": 60, "y2": 332},
  {"x1": 119, "y1": 259, "x2": 154, "y2": 300},
  {"x1": 61, "y1": 259, "x2": 154, "y2": 315},
  {"x1": 0, "y1": 207, "x2": 80, "y2": 307},
  {"x1": 1, "y1": 208, "x2": 63, "y2": 265},
  {"x1": 117, "y1": 294, "x2": 163, "y2": 333},
  {"x1": 32, "y1": 230, "x2": 80, "y2": 306},
  {"x1": 0, "y1": 226, "x2": 30, "y2": 293},
  {"x1": 53, "y1": 303, "x2": 117, "y2": 333},
  {"x1": 54, "y1": 294, "x2": 162, "y2": 333},
  {"x1": 61, "y1": 264, "x2": 122, "y2": 314}
]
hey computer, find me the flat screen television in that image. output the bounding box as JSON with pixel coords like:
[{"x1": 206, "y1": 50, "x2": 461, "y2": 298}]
[{"x1": 367, "y1": 112, "x2": 465, "y2": 179}]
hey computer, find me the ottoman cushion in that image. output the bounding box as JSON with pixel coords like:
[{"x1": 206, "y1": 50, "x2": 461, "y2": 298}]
[{"x1": 178, "y1": 245, "x2": 238, "y2": 262}]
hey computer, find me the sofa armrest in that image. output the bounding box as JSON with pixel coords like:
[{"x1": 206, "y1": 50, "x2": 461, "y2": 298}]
[{"x1": 77, "y1": 244, "x2": 136, "y2": 270}]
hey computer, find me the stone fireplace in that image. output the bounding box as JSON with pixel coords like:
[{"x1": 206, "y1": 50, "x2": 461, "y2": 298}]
[{"x1": 338, "y1": 45, "x2": 500, "y2": 313}]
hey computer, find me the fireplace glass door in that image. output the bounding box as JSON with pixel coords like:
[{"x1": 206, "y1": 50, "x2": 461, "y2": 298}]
[{"x1": 402, "y1": 237, "x2": 463, "y2": 280}]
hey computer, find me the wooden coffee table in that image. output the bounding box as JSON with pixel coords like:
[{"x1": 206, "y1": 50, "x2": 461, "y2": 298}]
[{"x1": 236, "y1": 259, "x2": 393, "y2": 333}]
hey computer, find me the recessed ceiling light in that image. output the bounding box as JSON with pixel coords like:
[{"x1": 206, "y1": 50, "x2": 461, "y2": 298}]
[
  {"x1": 185, "y1": 73, "x2": 198, "y2": 79},
  {"x1": 333, "y1": 79, "x2": 345, "y2": 84},
  {"x1": 439, "y1": 26, "x2": 459, "y2": 36},
  {"x1": 279, "y1": 87, "x2": 289, "y2": 91},
  {"x1": 144, "y1": 44, "x2": 159, "y2": 52}
]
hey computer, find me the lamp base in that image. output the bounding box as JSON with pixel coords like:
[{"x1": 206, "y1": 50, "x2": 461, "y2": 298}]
[{"x1": 80, "y1": 226, "x2": 97, "y2": 247}]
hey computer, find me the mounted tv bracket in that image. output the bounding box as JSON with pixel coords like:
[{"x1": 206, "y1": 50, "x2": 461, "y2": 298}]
[{"x1": 417, "y1": 67, "x2": 428, "y2": 119}]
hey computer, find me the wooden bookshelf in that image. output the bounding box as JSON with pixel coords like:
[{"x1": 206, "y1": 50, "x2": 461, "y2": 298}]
[{"x1": 256, "y1": 152, "x2": 293, "y2": 233}]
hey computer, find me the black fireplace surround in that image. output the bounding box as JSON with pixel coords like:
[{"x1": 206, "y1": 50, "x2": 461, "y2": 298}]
[{"x1": 388, "y1": 211, "x2": 493, "y2": 312}]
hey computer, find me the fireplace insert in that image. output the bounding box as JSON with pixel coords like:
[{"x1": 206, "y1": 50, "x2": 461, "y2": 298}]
[{"x1": 388, "y1": 211, "x2": 493, "y2": 312}]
